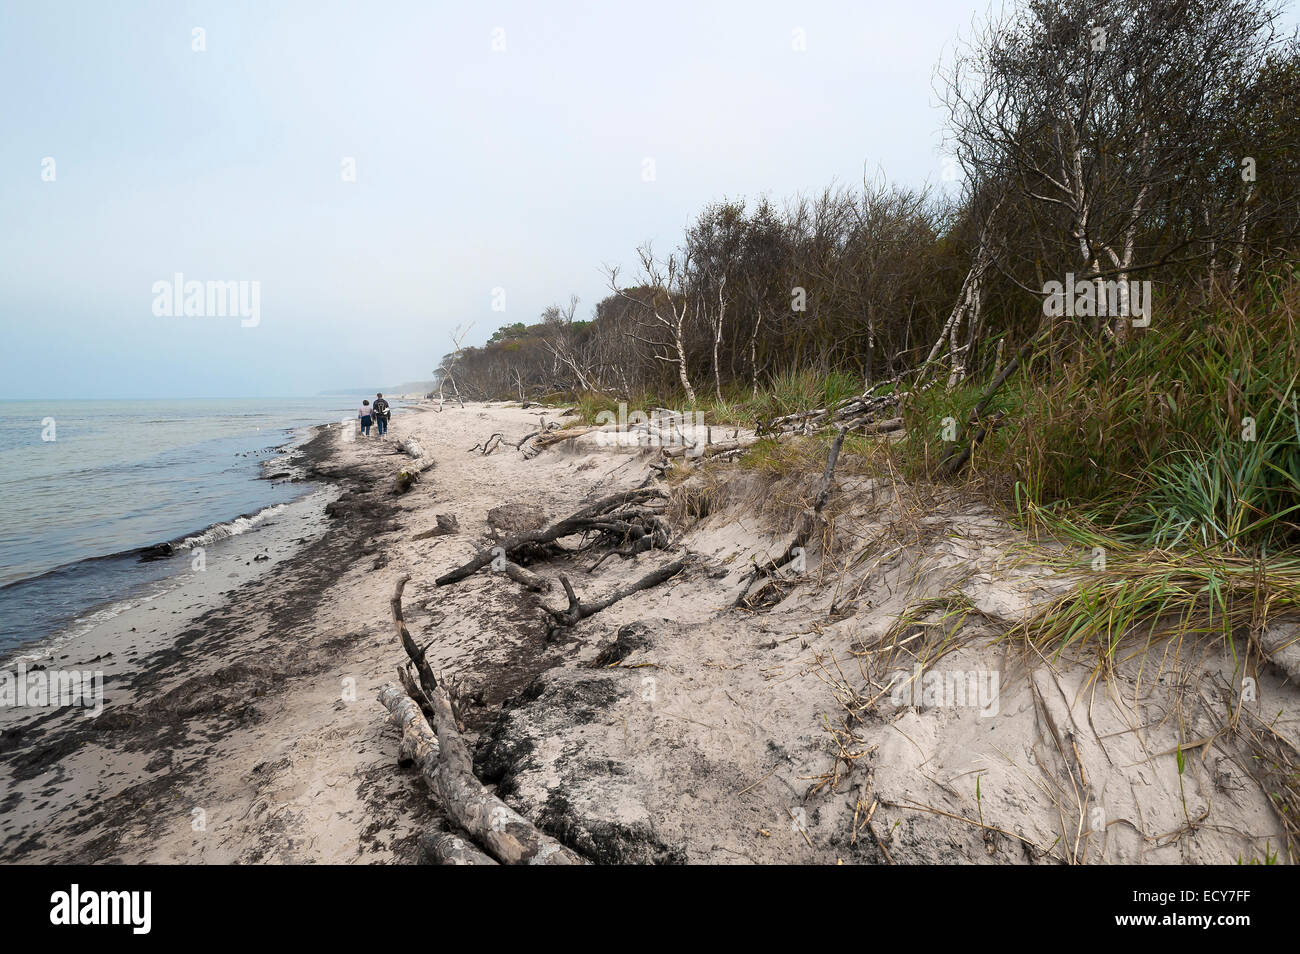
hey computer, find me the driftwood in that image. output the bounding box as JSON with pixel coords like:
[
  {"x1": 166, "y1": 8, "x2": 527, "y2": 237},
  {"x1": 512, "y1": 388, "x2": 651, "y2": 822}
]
[
  {"x1": 517, "y1": 421, "x2": 562, "y2": 458},
  {"x1": 661, "y1": 438, "x2": 746, "y2": 459},
  {"x1": 396, "y1": 664, "x2": 434, "y2": 724},
  {"x1": 419, "y1": 829, "x2": 499, "y2": 865},
  {"x1": 394, "y1": 439, "x2": 436, "y2": 494},
  {"x1": 412, "y1": 514, "x2": 460, "y2": 541},
  {"x1": 381, "y1": 579, "x2": 586, "y2": 865},
  {"x1": 391, "y1": 577, "x2": 440, "y2": 700},
  {"x1": 526, "y1": 424, "x2": 597, "y2": 455},
  {"x1": 377, "y1": 686, "x2": 585, "y2": 864},
  {"x1": 435, "y1": 488, "x2": 667, "y2": 586},
  {"x1": 760, "y1": 387, "x2": 903, "y2": 437},
  {"x1": 468, "y1": 432, "x2": 505, "y2": 455},
  {"x1": 492, "y1": 558, "x2": 552, "y2": 592},
  {"x1": 544, "y1": 559, "x2": 689, "y2": 636}
]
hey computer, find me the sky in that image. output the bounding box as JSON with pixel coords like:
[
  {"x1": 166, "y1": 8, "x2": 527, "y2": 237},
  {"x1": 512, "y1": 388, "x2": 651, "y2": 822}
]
[{"x1": 2, "y1": 0, "x2": 995, "y2": 399}]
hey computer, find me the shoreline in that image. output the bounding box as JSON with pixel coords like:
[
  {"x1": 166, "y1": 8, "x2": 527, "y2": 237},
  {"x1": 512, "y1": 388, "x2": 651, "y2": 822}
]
[
  {"x1": 0, "y1": 418, "x2": 339, "y2": 664},
  {"x1": 1, "y1": 420, "x2": 419, "y2": 862}
]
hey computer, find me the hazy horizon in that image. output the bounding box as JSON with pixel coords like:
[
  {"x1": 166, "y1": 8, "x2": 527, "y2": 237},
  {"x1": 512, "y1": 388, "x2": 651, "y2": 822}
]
[{"x1": 0, "y1": 1, "x2": 1094, "y2": 398}]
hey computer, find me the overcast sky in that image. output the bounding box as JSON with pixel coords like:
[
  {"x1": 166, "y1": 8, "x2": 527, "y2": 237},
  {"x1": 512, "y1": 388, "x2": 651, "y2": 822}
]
[{"x1": 3, "y1": 0, "x2": 1009, "y2": 398}]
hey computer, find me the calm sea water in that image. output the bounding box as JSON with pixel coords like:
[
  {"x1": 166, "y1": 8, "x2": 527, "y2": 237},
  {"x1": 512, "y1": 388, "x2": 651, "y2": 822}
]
[{"x1": 0, "y1": 397, "x2": 364, "y2": 654}]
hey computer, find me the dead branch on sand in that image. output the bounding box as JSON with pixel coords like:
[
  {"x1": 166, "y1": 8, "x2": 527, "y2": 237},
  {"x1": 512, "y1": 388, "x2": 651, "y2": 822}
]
[
  {"x1": 490, "y1": 557, "x2": 552, "y2": 592},
  {"x1": 467, "y1": 432, "x2": 505, "y2": 455},
  {"x1": 435, "y1": 488, "x2": 668, "y2": 586},
  {"x1": 543, "y1": 558, "x2": 689, "y2": 639},
  {"x1": 379, "y1": 576, "x2": 587, "y2": 865}
]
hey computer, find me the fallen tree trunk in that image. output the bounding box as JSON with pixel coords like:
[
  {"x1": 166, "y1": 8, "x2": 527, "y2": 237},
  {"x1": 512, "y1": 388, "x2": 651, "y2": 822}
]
[
  {"x1": 661, "y1": 438, "x2": 749, "y2": 459},
  {"x1": 435, "y1": 488, "x2": 667, "y2": 586},
  {"x1": 394, "y1": 438, "x2": 436, "y2": 493},
  {"x1": 761, "y1": 388, "x2": 902, "y2": 437},
  {"x1": 377, "y1": 684, "x2": 584, "y2": 864},
  {"x1": 381, "y1": 579, "x2": 588, "y2": 865}
]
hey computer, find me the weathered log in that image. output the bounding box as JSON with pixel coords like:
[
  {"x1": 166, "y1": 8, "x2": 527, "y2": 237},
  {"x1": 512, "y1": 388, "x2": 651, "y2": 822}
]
[
  {"x1": 380, "y1": 683, "x2": 440, "y2": 774},
  {"x1": 393, "y1": 437, "x2": 436, "y2": 493},
  {"x1": 419, "y1": 828, "x2": 499, "y2": 865},
  {"x1": 661, "y1": 438, "x2": 752, "y2": 459},
  {"x1": 492, "y1": 558, "x2": 552, "y2": 592},
  {"x1": 841, "y1": 416, "x2": 903, "y2": 435},
  {"x1": 382, "y1": 581, "x2": 588, "y2": 865},
  {"x1": 378, "y1": 684, "x2": 585, "y2": 864},
  {"x1": 761, "y1": 389, "x2": 900, "y2": 436}
]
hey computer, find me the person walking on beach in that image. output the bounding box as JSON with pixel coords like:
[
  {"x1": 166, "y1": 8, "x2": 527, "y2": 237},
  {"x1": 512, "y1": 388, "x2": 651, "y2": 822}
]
[
  {"x1": 358, "y1": 399, "x2": 373, "y2": 437},
  {"x1": 373, "y1": 393, "x2": 390, "y2": 437}
]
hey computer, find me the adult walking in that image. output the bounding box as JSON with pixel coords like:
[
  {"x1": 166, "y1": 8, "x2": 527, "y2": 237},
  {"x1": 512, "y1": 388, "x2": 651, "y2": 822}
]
[
  {"x1": 373, "y1": 393, "x2": 390, "y2": 436},
  {"x1": 358, "y1": 399, "x2": 373, "y2": 437}
]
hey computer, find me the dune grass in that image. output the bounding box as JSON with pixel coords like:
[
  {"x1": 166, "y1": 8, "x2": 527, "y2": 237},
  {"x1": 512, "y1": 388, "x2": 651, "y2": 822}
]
[{"x1": 917, "y1": 272, "x2": 1300, "y2": 556}]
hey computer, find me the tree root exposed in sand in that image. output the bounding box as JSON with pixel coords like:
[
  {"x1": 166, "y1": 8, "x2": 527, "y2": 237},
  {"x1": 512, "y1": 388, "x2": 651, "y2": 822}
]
[{"x1": 379, "y1": 577, "x2": 587, "y2": 865}]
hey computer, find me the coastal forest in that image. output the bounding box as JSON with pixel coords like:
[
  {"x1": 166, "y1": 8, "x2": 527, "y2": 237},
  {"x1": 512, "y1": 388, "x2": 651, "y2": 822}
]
[{"x1": 438, "y1": 0, "x2": 1300, "y2": 555}]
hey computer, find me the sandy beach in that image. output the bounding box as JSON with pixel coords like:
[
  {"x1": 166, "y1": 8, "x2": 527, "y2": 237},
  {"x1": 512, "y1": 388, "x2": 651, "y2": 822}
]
[{"x1": 2, "y1": 400, "x2": 1296, "y2": 865}]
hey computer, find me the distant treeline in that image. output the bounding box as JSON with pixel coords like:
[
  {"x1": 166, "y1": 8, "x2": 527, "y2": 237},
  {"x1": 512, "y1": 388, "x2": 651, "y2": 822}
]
[{"x1": 439, "y1": 0, "x2": 1300, "y2": 405}]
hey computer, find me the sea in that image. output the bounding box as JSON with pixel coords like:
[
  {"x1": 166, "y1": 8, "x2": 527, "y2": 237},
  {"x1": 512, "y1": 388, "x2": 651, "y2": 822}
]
[{"x1": 0, "y1": 396, "x2": 377, "y2": 660}]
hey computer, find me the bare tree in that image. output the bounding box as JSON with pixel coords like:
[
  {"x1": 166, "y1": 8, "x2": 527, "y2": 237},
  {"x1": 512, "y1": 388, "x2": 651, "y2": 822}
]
[{"x1": 607, "y1": 245, "x2": 698, "y2": 404}]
